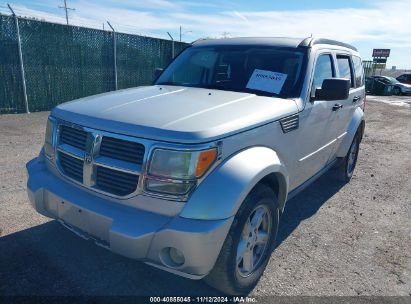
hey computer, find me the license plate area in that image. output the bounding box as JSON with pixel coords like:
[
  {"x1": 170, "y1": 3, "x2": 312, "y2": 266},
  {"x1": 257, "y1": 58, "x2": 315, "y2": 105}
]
[{"x1": 58, "y1": 200, "x2": 90, "y2": 233}]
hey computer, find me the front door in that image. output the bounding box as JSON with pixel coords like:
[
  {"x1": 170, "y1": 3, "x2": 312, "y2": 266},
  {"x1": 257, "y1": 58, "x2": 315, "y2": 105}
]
[{"x1": 293, "y1": 53, "x2": 339, "y2": 187}]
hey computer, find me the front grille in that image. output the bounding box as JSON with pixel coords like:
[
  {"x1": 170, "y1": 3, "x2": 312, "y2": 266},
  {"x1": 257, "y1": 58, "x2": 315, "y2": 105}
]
[
  {"x1": 59, "y1": 152, "x2": 83, "y2": 183},
  {"x1": 96, "y1": 166, "x2": 139, "y2": 196},
  {"x1": 56, "y1": 122, "x2": 145, "y2": 197},
  {"x1": 60, "y1": 125, "x2": 87, "y2": 150},
  {"x1": 100, "y1": 136, "x2": 145, "y2": 164}
]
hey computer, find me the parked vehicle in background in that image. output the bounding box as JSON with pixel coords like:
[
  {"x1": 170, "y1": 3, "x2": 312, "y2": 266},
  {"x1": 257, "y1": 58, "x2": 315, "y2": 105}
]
[
  {"x1": 26, "y1": 37, "x2": 365, "y2": 295},
  {"x1": 396, "y1": 73, "x2": 411, "y2": 85},
  {"x1": 371, "y1": 76, "x2": 411, "y2": 95}
]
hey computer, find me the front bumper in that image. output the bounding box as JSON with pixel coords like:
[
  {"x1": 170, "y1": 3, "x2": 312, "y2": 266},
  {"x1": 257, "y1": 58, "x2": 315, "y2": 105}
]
[{"x1": 26, "y1": 155, "x2": 233, "y2": 279}]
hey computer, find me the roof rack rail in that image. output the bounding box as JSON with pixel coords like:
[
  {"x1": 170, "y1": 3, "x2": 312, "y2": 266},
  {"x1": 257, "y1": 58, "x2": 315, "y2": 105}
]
[
  {"x1": 301, "y1": 38, "x2": 357, "y2": 51},
  {"x1": 298, "y1": 37, "x2": 313, "y2": 47}
]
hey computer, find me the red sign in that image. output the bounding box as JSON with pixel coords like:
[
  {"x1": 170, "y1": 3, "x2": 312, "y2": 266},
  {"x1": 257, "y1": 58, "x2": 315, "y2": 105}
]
[{"x1": 372, "y1": 49, "x2": 390, "y2": 57}]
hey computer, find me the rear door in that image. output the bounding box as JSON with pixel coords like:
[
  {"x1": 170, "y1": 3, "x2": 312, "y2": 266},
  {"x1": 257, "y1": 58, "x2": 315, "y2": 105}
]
[{"x1": 327, "y1": 53, "x2": 365, "y2": 162}]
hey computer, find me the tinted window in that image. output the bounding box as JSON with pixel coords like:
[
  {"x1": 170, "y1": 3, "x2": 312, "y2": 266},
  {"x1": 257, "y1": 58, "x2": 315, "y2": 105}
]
[
  {"x1": 156, "y1": 46, "x2": 308, "y2": 98},
  {"x1": 352, "y1": 56, "x2": 364, "y2": 87},
  {"x1": 312, "y1": 54, "x2": 334, "y2": 89},
  {"x1": 337, "y1": 56, "x2": 354, "y2": 87},
  {"x1": 377, "y1": 77, "x2": 390, "y2": 84},
  {"x1": 397, "y1": 75, "x2": 406, "y2": 81}
]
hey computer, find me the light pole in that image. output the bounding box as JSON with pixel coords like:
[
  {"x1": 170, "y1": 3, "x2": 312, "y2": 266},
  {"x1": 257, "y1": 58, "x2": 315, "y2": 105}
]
[{"x1": 179, "y1": 26, "x2": 192, "y2": 42}]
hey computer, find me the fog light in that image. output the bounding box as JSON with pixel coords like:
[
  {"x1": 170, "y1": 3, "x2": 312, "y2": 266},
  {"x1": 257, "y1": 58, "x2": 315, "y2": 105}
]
[
  {"x1": 169, "y1": 247, "x2": 185, "y2": 266},
  {"x1": 160, "y1": 247, "x2": 185, "y2": 268}
]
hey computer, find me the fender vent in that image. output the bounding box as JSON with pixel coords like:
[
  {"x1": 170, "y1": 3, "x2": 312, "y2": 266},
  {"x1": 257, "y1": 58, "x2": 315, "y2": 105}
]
[{"x1": 280, "y1": 114, "x2": 299, "y2": 133}]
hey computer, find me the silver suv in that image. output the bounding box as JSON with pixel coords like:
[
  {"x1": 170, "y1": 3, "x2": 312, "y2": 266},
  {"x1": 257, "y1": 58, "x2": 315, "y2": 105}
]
[{"x1": 27, "y1": 37, "x2": 365, "y2": 294}]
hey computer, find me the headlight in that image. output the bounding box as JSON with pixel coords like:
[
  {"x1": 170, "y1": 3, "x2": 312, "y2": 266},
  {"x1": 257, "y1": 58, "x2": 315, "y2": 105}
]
[
  {"x1": 44, "y1": 116, "x2": 56, "y2": 159},
  {"x1": 145, "y1": 148, "x2": 217, "y2": 196}
]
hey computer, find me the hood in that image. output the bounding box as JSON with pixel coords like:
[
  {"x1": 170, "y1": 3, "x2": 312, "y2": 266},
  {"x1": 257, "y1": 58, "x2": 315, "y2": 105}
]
[{"x1": 52, "y1": 85, "x2": 298, "y2": 143}]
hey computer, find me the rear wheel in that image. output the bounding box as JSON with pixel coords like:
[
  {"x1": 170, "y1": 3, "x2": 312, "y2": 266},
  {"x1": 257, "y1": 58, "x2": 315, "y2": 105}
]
[
  {"x1": 336, "y1": 131, "x2": 360, "y2": 182},
  {"x1": 204, "y1": 184, "x2": 279, "y2": 295}
]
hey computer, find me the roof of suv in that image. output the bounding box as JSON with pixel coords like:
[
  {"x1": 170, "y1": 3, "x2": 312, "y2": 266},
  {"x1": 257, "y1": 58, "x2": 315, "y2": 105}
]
[{"x1": 192, "y1": 37, "x2": 357, "y2": 51}]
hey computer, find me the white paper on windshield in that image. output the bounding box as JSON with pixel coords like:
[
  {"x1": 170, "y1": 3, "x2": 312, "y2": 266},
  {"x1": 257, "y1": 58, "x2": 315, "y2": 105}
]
[{"x1": 246, "y1": 69, "x2": 288, "y2": 94}]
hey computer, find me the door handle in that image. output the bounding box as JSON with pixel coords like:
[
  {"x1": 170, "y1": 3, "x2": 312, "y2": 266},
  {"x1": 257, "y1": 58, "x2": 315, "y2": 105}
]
[
  {"x1": 353, "y1": 96, "x2": 361, "y2": 103},
  {"x1": 332, "y1": 103, "x2": 343, "y2": 111}
]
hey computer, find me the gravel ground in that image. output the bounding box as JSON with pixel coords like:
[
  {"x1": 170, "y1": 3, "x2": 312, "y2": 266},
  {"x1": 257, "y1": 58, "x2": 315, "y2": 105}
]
[{"x1": 0, "y1": 98, "x2": 410, "y2": 297}]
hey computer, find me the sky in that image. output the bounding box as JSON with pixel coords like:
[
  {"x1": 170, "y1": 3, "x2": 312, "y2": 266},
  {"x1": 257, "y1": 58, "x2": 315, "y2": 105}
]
[{"x1": 1, "y1": 0, "x2": 410, "y2": 68}]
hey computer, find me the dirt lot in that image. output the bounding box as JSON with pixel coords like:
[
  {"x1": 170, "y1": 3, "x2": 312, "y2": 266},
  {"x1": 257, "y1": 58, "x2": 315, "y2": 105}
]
[{"x1": 0, "y1": 98, "x2": 410, "y2": 297}]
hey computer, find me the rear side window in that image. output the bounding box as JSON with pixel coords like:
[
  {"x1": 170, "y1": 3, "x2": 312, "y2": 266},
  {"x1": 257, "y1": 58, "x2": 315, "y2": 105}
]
[
  {"x1": 352, "y1": 56, "x2": 364, "y2": 87},
  {"x1": 312, "y1": 54, "x2": 334, "y2": 89},
  {"x1": 337, "y1": 55, "x2": 354, "y2": 87}
]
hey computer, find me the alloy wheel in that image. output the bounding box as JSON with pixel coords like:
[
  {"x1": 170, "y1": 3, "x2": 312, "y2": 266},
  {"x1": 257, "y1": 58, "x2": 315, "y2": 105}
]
[
  {"x1": 347, "y1": 139, "x2": 358, "y2": 175},
  {"x1": 236, "y1": 205, "x2": 272, "y2": 277}
]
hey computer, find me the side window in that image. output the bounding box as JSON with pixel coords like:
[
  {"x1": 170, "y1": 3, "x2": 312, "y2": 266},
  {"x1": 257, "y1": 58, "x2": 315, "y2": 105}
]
[
  {"x1": 312, "y1": 54, "x2": 334, "y2": 89},
  {"x1": 337, "y1": 55, "x2": 354, "y2": 87},
  {"x1": 397, "y1": 75, "x2": 406, "y2": 81},
  {"x1": 352, "y1": 56, "x2": 364, "y2": 87}
]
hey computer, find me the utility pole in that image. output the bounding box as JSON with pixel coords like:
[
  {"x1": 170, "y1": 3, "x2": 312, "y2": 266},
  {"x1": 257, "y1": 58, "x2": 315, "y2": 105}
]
[
  {"x1": 179, "y1": 26, "x2": 181, "y2": 42},
  {"x1": 58, "y1": 0, "x2": 75, "y2": 25}
]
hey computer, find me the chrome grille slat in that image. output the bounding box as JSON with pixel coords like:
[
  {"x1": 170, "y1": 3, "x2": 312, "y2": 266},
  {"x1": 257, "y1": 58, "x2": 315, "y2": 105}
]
[
  {"x1": 57, "y1": 144, "x2": 85, "y2": 159},
  {"x1": 94, "y1": 156, "x2": 141, "y2": 175},
  {"x1": 56, "y1": 123, "x2": 144, "y2": 197}
]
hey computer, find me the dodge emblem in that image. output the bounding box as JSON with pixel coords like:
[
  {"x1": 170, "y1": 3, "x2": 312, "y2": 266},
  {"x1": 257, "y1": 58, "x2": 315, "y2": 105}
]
[{"x1": 84, "y1": 153, "x2": 92, "y2": 164}]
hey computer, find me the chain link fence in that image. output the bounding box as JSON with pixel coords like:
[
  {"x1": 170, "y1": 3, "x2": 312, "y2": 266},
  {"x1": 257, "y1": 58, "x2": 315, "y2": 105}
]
[{"x1": 0, "y1": 14, "x2": 188, "y2": 113}]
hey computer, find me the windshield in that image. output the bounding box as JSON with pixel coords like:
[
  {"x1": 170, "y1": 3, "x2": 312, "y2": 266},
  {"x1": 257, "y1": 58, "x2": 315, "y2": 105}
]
[
  {"x1": 155, "y1": 45, "x2": 307, "y2": 98},
  {"x1": 387, "y1": 77, "x2": 400, "y2": 84}
]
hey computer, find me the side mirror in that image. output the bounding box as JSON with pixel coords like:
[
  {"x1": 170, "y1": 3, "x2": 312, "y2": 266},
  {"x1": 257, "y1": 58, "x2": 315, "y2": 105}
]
[
  {"x1": 154, "y1": 68, "x2": 163, "y2": 79},
  {"x1": 314, "y1": 78, "x2": 350, "y2": 101}
]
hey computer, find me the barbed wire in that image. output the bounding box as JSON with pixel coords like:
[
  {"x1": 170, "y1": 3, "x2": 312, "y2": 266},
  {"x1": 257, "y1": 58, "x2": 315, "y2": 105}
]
[{"x1": 0, "y1": 4, "x2": 170, "y2": 40}]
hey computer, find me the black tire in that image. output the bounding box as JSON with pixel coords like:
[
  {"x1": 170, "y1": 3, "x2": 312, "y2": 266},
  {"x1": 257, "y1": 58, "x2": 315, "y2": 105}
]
[
  {"x1": 393, "y1": 86, "x2": 402, "y2": 96},
  {"x1": 336, "y1": 131, "x2": 360, "y2": 182},
  {"x1": 204, "y1": 184, "x2": 279, "y2": 295}
]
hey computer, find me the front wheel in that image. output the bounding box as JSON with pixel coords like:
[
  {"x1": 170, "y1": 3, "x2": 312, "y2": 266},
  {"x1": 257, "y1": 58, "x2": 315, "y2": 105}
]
[
  {"x1": 204, "y1": 184, "x2": 279, "y2": 295},
  {"x1": 393, "y1": 86, "x2": 402, "y2": 96}
]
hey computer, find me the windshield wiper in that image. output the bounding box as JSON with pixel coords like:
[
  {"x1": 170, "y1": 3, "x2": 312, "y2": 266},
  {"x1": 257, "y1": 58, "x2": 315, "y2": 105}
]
[
  {"x1": 156, "y1": 81, "x2": 181, "y2": 86},
  {"x1": 203, "y1": 84, "x2": 284, "y2": 97},
  {"x1": 200, "y1": 84, "x2": 235, "y2": 92},
  {"x1": 240, "y1": 88, "x2": 282, "y2": 98},
  {"x1": 156, "y1": 83, "x2": 284, "y2": 98}
]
